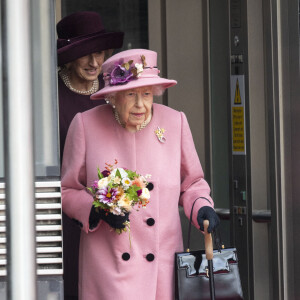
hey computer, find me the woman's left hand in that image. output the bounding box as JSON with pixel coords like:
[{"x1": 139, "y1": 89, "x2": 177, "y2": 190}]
[{"x1": 197, "y1": 206, "x2": 220, "y2": 233}]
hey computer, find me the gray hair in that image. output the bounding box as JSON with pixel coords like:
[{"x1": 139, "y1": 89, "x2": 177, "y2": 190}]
[
  {"x1": 152, "y1": 85, "x2": 165, "y2": 96},
  {"x1": 105, "y1": 85, "x2": 165, "y2": 101}
]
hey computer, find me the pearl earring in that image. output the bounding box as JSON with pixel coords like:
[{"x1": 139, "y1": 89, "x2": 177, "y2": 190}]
[
  {"x1": 112, "y1": 105, "x2": 116, "y2": 109},
  {"x1": 105, "y1": 99, "x2": 110, "y2": 104}
]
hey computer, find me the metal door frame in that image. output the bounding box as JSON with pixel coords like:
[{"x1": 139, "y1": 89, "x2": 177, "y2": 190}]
[{"x1": 263, "y1": 0, "x2": 300, "y2": 299}]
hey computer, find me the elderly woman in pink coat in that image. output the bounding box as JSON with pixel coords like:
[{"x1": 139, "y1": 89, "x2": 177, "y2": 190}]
[{"x1": 61, "y1": 49, "x2": 220, "y2": 300}]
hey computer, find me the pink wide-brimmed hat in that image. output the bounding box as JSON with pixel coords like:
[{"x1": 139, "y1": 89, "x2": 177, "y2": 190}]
[
  {"x1": 90, "y1": 49, "x2": 177, "y2": 100},
  {"x1": 57, "y1": 11, "x2": 124, "y2": 66}
]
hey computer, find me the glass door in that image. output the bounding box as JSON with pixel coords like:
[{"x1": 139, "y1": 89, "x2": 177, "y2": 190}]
[{"x1": 60, "y1": 0, "x2": 149, "y2": 52}]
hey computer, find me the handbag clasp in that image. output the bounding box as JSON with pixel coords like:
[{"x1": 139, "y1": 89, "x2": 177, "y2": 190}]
[{"x1": 205, "y1": 267, "x2": 209, "y2": 278}]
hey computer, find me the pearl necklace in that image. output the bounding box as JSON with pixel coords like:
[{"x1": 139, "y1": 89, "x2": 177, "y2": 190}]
[
  {"x1": 59, "y1": 70, "x2": 99, "y2": 95},
  {"x1": 114, "y1": 110, "x2": 151, "y2": 131}
]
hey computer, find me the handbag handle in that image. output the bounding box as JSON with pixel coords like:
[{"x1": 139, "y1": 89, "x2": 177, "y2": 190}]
[
  {"x1": 204, "y1": 220, "x2": 214, "y2": 260},
  {"x1": 186, "y1": 198, "x2": 224, "y2": 253},
  {"x1": 187, "y1": 197, "x2": 206, "y2": 252}
]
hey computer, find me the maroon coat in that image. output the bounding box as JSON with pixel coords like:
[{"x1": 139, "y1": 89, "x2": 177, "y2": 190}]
[
  {"x1": 58, "y1": 75, "x2": 105, "y2": 299},
  {"x1": 58, "y1": 74, "x2": 106, "y2": 159}
]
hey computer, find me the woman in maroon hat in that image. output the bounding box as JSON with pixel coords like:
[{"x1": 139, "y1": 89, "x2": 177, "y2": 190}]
[
  {"x1": 57, "y1": 11, "x2": 124, "y2": 159},
  {"x1": 56, "y1": 11, "x2": 124, "y2": 300}
]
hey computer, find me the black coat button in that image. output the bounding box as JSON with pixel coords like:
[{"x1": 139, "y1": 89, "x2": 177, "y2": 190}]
[
  {"x1": 146, "y1": 218, "x2": 155, "y2": 226},
  {"x1": 146, "y1": 182, "x2": 154, "y2": 191},
  {"x1": 122, "y1": 253, "x2": 130, "y2": 261},
  {"x1": 146, "y1": 253, "x2": 155, "y2": 261}
]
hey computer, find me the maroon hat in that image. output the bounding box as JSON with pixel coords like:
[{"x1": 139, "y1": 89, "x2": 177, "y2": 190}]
[{"x1": 57, "y1": 11, "x2": 124, "y2": 66}]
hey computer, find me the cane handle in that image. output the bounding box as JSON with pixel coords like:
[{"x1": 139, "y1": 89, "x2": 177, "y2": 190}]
[{"x1": 204, "y1": 220, "x2": 214, "y2": 260}]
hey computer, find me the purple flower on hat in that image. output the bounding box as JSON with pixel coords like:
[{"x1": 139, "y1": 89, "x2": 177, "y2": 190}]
[
  {"x1": 109, "y1": 56, "x2": 146, "y2": 86},
  {"x1": 110, "y1": 64, "x2": 134, "y2": 85}
]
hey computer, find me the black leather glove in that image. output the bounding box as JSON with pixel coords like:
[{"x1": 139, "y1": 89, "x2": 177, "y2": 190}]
[
  {"x1": 197, "y1": 206, "x2": 220, "y2": 233},
  {"x1": 89, "y1": 205, "x2": 129, "y2": 230}
]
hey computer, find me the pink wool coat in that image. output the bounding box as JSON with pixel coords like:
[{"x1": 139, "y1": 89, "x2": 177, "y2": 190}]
[{"x1": 61, "y1": 103, "x2": 214, "y2": 300}]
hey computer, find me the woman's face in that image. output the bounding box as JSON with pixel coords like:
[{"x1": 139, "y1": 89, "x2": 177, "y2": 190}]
[
  {"x1": 111, "y1": 86, "x2": 153, "y2": 132},
  {"x1": 68, "y1": 51, "x2": 105, "y2": 82}
]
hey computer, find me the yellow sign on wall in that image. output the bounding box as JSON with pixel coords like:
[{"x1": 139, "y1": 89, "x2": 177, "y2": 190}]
[
  {"x1": 232, "y1": 106, "x2": 245, "y2": 152},
  {"x1": 234, "y1": 78, "x2": 242, "y2": 105},
  {"x1": 231, "y1": 76, "x2": 246, "y2": 155}
]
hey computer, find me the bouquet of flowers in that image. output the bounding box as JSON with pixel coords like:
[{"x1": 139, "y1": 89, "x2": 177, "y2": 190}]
[{"x1": 87, "y1": 160, "x2": 151, "y2": 235}]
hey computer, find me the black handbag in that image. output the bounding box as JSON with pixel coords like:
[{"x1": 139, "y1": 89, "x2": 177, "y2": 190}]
[{"x1": 175, "y1": 200, "x2": 244, "y2": 300}]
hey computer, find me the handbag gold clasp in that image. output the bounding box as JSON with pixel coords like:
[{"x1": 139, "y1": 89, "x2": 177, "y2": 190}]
[{"x1": 205, "y1": 267, "x2": 209, "y2": 278}]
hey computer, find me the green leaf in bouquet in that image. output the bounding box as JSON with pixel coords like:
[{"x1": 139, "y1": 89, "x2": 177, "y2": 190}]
[
  {"x1": 87, "y1": 187, "x2": 94, "y2": 194},
  {"x1": 99, "y1": 203, "x2": 108, "y2": 210},
  {"x1": 93, "y1": 200, "x2": 108, "y2": 211},
  {"x1": 115, "y1": 168, "x2": 122, "y2": 179},
  {"x1": 93, "y1": 200, "x2": 101, "y2": 207},
  {"x1": 97, "y1": 167, "x2": 104, "y2": 179},
  {"x1": 131, "y1": 185, "x2": 141, "y2": 192},
  {"x1": 125, "y1": 169, "x2": 139, "y2": 180},
  {"x1": 126, "y1": 185, "x2": 140, "y2": 202}
]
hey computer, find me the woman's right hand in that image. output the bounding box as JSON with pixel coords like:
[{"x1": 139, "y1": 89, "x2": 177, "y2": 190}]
[
  {"x1": 98, "y1": 209, "x2": 130, "y2": 229},
  {"x1": 89, "y1": 205, "x2": 129, "y2": 230}
]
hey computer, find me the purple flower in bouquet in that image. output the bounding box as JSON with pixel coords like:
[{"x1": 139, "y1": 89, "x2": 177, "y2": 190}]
[
  {"x1": 97, "y1": 186, "x2": 119, "y2": 204},
  {"x1": 110, "y1": 64, "x2": 133, "y2": 85},
  {"x1": 101, "y1": 170, "x2": 110, "y2": 177},
  {"x1": 137, "y1": 189, "x2": 142, "y2": 197},
  {"x1": 91, "y1": 180, "x2": 98, "y2": 190}
]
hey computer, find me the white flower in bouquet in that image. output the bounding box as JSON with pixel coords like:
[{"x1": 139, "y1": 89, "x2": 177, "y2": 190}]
[
  {"x1": 122, "y1": 177, "x2": 132, "y2": 190},
  {"x1": 110, "y1": 206, "x2": 123, "y2": 216},
  {"x1": 98, "y1": 177, "x2": 109, "y2": 189},
  {"x1": 118, "y1": 194, "x2": 133, "y2": 212},
  {"x1": 110, "y1": 167, "x2": 128, "y2": 179},
  {"x1": 140, "y1": 188, "x2": 150, "y2": 200},
  {"x1": 113, "y1": 176, "x2": 121, "y2": 184}
]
